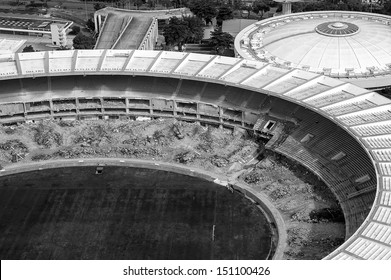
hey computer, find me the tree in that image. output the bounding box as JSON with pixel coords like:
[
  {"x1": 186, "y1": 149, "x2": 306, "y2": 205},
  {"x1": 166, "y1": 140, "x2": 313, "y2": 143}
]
[
  {"x1": 94, "y1": 3, "x2": 106, "y2": 11},
  {"x1": 86, "y1": 18, "x2": 95, "y2": 31},
  {"x1": 134, "y1": 0, "x2": 144, "y2": 8},
  {"x1": 22, "y1": 45, "x2": 35, "y2": 52},
  {"x1": 160, "y1": 0, "x2": 173, "y2": 8},
  {"x1": 233, "y1": 0, "x2": 244, "y2": 10},
  {"x1": 209, "y1": 28, "x2": 234, "y2": 55},
  {"x1": 163, "y1": 17, "x2": 190, "y2": 51},
  {"x1": 188, "y1": 0, "x2": 218, "y2": 25},
  {"x1": 216, "y1": 5, "x2": 233, "y2": 26},
  {"x1": 252, "y1": 0, "x2": 270, "y2": 19},
  {"x1": 69, "y1": 25, "x2": 81, "y2": 35},
  {"x1": 72, "y1": 33, "x2": 96, "y2": 49},
  {"x1": 182, "y1": 15, "x2": 204, "y2": 43},
  {"x1": 385, "y1": 0, "x2": 391, "y2": 15},
  {"x1": 148, "y1": 0, "x2": 156, "y2": 8}
]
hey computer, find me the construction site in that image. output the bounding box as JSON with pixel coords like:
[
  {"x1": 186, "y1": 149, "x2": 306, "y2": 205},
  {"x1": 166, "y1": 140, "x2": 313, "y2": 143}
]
[{"x1": 0, "y1": 118, "x2": 345, "y2": 259}]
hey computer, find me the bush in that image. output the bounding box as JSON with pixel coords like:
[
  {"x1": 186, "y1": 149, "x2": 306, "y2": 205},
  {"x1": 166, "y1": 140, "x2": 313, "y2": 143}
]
[
  {"x1": 86, "y1": 18, "x2": 95, "y2": 31},
  {"x1": 69, "y1": 25, "x2": 80, "y2": 35},
  {"x1": 22, "y1": 45, "x2": 35, "y2": 53},
  {"x1": 73, "y1": 33, "x2": 96, "y2": 49}
]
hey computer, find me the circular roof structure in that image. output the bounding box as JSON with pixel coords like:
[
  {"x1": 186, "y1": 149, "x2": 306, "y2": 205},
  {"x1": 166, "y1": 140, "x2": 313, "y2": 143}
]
[
  {"x1": 315, "y1": 21, "x2": 360, "y2": 36},
  {"x1": 235, "y1": 11, "x2": 391, "y2": 89}
]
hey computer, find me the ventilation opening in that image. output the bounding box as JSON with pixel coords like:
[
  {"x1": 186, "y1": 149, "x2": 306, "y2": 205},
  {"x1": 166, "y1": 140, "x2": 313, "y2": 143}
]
[
  {"x1": 264, "y1": 120, "x2": 276, "y2": 130},
  {"x1": 355, "y1": 174, "x2": 371, "y2": 184},
  {"x1": 331, "y1": 152, "x2": 346, "y2": 161},
  {"x1": 301, "y1": 133, "x2": 314, "y2": 143}
]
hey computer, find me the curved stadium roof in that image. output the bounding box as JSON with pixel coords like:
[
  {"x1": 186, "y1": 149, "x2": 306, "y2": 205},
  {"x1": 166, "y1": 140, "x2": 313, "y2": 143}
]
[
  {"x1": 234, "y1": 11, "x2": 391, "y2": 89},
  {"x1": 1, "y1": 50, "x2": 391, "y2": 259}
]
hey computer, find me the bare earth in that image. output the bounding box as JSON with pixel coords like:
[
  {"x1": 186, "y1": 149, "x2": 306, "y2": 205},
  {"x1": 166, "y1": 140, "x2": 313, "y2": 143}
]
[{"x1": 0, "y1": 118, "x2": 345, "y2": 259}]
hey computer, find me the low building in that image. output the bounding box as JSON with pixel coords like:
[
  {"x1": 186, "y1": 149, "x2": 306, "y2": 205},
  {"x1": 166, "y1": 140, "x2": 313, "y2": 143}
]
[{"x1": 0, "y1": 14, "x2": 72, "y2": 47}]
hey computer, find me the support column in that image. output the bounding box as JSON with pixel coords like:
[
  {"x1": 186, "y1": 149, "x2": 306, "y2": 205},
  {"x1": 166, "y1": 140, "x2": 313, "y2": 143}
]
[
  {"x1": 94, "y1": 14, "x2": 98, "y2": 33},
  {"x1": 98, "y1": 15, "x2": 102, "y2": 32},
  {"x1": 282, "y1": 2, "x2": 292, "y2": 15}
]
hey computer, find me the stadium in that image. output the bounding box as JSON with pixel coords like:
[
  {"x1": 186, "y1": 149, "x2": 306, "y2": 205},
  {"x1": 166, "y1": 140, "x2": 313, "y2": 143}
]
[
  {"x1": 234, "y1": 11, "x2": 391, "y2": 89},
  {"x1": 0, "y1": 49, "x2": 391, "y2": 260}
]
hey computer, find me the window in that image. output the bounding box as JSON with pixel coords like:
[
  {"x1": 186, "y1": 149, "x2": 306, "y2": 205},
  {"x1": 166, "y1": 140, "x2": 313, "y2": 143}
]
[{"x1": 264, "y1": 120, "x2": 276, "y2": 130}]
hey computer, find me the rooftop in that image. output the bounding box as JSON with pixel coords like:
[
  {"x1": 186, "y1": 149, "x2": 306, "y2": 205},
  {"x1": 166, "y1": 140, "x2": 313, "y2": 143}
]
[
  {"x1": 0, "y1": 14, "x2": 71, "y2": 33},
  {"x1": 0, "y1": 38, "x2": 25, "y2": 54},
  {"x1": 234, "y1": 11, "x2": 391, "y2": 89}
]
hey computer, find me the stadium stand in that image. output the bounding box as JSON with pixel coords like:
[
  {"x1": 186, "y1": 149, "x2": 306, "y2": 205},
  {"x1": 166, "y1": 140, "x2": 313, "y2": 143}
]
[{"x1": 1, "y1": 50, "x2": 391, "y2": 260}]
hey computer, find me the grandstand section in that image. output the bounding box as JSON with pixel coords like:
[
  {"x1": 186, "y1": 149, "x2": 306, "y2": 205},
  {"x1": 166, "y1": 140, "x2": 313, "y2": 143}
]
[
  {"x1": 0, "y1": 50, "x2": 391, "y2": 260},
  {"x1": 94, "y1": 7, "x2": 189, "y2": 50},
  {"x1": 234, "y1": 11, "x2": 391, "y2": 89}
]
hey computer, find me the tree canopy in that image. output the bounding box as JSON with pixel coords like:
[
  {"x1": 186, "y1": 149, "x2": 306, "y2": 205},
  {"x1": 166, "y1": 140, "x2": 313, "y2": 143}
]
[
  {"x1": 163, "y1": 17, "x2": 191, "y2": 51},
  {"x1": 86, "y1": 18, "x2": 95, "y2": 31},
  {"x1": 216, "y1": 5, "x2": 234, "y2": 26},
  {"x1": 69, "y1": 25, "x2": 81, "y2": 35},
  {"x1": 182, "y1": 15, "x2": 204, "y2": 43},
  {"x1": 291, "y1": 0, "x2": 371, "y2": 13},
  {"x1": 163, "y1": 16, "x2": 204, "y2": 50},
  {"x1": 217, "y1": 5, "x2": 234, "y2": 21},
  {"x1": 188, "y1": 0, "x2": 218, "y2": 25},
  {"x1": 22, "y1": 45, "x2": 35, "y2": 53},
  {"x1": 385, "y1": 0, "x2": 391, "y2": 15},
  {"x1": 72, "y1": 33, "x2": 96, "y2": 49},
  {"x1": 209, "y1": 28, "x2": 234, "y2": 55},
  {"x1": 252, "y1": 0, "x2": 270, "y2": 19},
  {"x1": 94, "y1": 3, "x2": 106, "y2": 11}
]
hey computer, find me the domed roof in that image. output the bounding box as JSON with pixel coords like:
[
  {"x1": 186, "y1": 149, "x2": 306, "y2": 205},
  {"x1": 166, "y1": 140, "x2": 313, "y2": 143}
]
[{"x1": 235, "y1": 11, "x2": 391, "y2": 88}]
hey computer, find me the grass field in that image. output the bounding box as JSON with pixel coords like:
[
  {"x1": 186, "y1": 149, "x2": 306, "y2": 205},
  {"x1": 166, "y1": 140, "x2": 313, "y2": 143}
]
[{"x1": 0, "y1": 166, "x2": 272, "y2": 260}]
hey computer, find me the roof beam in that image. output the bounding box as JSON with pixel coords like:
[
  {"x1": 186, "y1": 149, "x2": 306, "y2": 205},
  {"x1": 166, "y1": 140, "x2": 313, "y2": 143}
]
[
  {"x1": 44, "y1": 51, "x2": 50, "y2": 74},
  {"x1": 97, "y1": 49, "x2": 107, "y2": 72},
  {"x1": 170, "y1": 53, "x2": 190, "y2": 74},
  {"x1": 146, "y1": 51, "x2": 163, "y2": 72},
  {"x1": 71, "y1": 50, "x2": 78, "y2": 73},
  {"x1": 14, "y1": 53, "x2": 22, "y2": 76},
  {"x1": 239, "y1": 63, "x2": 270, "y2": 85},
  {"x1": 121, "y1": 50, "x2": 135, "y2": 72}
]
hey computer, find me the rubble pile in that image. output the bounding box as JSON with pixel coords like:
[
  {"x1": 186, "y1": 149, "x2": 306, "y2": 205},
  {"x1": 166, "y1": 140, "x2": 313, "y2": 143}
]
[
  {"x1": 270, "y1": 185, "x2": 291, "y2": 200},
  {"x1": 33, "y1": 122, "x2": 63, "y2": 148},
  {"x1": 73, "y1": 124, "x2": 112, "y2": 146},
  {"x1": 209, "y1": 155, "x2": 229, "y2": 167},
  {"x1": 243, "y1": 170, "x2": 262, "y2": 184},
  {"x1": 31, "y1": 153, "x2": 52, "y2": 161},
  {"x1": 175, "y1": 151, "x2": 198, "y2": 164},
  {"x1": 0, "y1": 139, "x2": 29, "y2": 162}
]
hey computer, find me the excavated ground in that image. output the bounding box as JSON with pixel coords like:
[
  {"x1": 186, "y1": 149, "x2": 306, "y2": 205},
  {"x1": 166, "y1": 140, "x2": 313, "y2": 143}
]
[{"x1": 0, "y1": 118, "x2": 345, "y2": 259}]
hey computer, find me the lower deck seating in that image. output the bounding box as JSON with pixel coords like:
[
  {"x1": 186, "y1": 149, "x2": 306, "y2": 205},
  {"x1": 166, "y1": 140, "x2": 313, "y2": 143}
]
[{"x1": 267, "y1": 104, "x2": 377, "y2": 237}]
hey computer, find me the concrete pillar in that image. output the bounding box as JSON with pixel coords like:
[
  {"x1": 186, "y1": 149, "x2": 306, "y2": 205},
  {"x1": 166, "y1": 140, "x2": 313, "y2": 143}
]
[
  {"x1": 282, "y1": 3, "x2": 292, "y2": 15},
  {"x1": 94, "y1": 14, "x2": 98, "y2": 33},
  {"x1": 98, "y1": 15, "x2": 102, "y2": 31}
]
